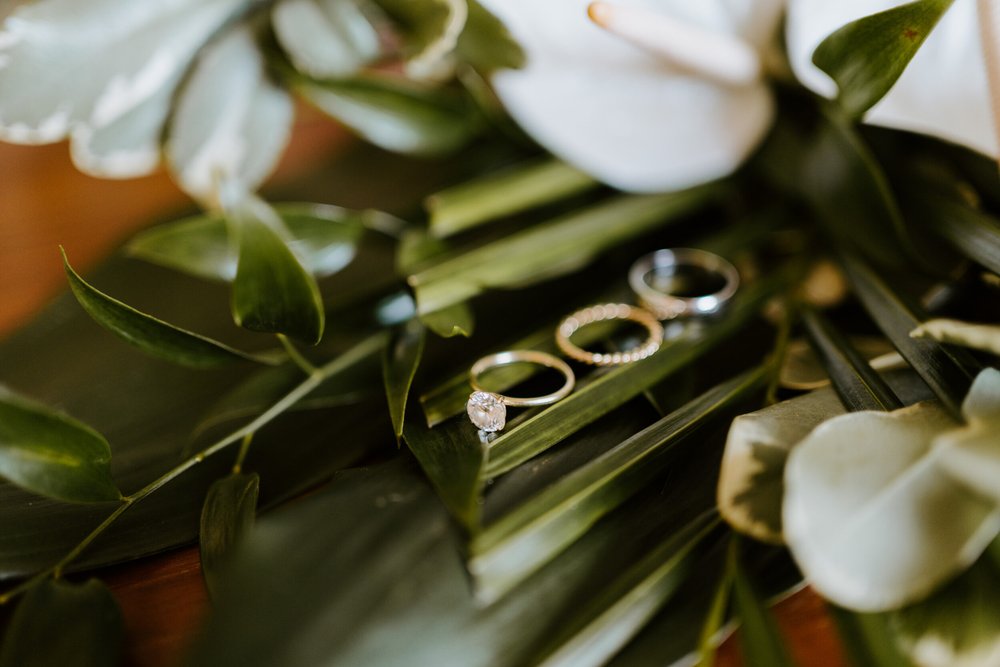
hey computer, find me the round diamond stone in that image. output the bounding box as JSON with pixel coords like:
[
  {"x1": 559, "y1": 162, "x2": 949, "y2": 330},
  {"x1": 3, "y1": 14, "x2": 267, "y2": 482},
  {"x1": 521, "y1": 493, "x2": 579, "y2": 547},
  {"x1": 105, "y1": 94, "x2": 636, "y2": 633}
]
[{"x1": 467, "y1": 391, "x2": 506, "y2": 432}]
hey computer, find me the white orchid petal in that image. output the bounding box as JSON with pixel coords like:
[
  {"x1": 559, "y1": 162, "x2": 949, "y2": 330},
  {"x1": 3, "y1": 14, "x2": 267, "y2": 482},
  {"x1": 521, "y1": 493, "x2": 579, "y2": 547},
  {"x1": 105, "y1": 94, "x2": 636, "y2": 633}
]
[
  {"x1": 786, "y1": 0, "x2": 998, "y2": 157},
  {"x1": 911, "y1": 319, "x2": 1000, "y2": 356},
  {"x1": 273, "y1": 0, "x2": 381, "y2": 79},
  {"x1": 0, "y1": 0, "x2": 246, "y2": 173},
  {"x1": 784, "y1": 401, "x2": 1000, "y2": 611},
  {"x1": 167, "y1": 26, "x2": 294, "y2": 204},
  {"x1": 478, "y1": 0, "x2": 780, "y2": 192},
  {"x1": 936, "y1": 367, "x2": 1000, "y2": 504}
]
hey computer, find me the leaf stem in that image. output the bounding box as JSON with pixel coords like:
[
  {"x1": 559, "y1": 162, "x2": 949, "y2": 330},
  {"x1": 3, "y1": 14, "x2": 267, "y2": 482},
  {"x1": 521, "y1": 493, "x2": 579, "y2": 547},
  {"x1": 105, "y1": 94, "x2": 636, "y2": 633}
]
[
  {"x1": 764, "y1": 300, "x2": 794, "y2": 406},
  {"x1": 233, "y1": 433, "x2": 254, "y2": 474},
  {"x1": 0, "y1": 350, "x2": 344, "y2": 605},
  {"x1": 278, "y1": 334, "x2": 318, "y2": 375}
]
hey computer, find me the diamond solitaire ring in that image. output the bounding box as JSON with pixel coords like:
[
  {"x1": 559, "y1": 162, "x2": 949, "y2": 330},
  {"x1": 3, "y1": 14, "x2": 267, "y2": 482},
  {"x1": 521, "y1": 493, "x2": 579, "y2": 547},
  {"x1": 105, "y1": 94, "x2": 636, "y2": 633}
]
[
  {"x1": 628, "y1": 248, "x2": 739, "y2": 320},
  {"x1": 556, "y1": 303, "x2": 663, "y2": 366},
  {"x1": 467, "y1": 350, "x2": 576, "y2": 433}
]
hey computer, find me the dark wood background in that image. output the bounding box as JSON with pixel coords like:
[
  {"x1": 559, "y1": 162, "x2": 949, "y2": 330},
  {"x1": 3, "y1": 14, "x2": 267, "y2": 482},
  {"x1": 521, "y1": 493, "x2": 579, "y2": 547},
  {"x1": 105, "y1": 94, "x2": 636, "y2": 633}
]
[{"x1": 0, "y1": 116, "x2": 847, "y2": 667}]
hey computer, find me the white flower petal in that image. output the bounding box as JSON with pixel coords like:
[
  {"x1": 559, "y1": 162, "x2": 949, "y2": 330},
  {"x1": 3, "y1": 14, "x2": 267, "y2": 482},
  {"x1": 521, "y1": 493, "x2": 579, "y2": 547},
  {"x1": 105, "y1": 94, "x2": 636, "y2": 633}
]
[
  {"x1": 273, "y1": 0, "x2": 381, "y2": 79},
  {"x1": 784, "y1": 400, "x2": 1000, "y2": 611},
  {"x1": 0, "y1": 0, "x2": 247, "y2": 175},
  {"x1": 935, "y1": 367, "x2": 1000, "y2": 504},
  {"x1": 478, "y1": 0, "x2": 780, "y2": 192},
  {"x1": 786, "y1": 0, "x2": 998, "y2": 157},
  {"x1": 167, "y1": 26, "x2": 294, "y2": 204}
]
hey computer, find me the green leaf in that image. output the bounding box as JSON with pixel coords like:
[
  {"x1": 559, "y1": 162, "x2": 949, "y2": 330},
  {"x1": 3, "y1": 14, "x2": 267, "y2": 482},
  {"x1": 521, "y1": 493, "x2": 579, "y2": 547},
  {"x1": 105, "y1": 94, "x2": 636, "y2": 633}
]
[
  {"x1": 383, "y1": 319, "x2": 426, "y2": 440},
  {"x1": 469, "y1": 367, "x2": 769, "y2": 601},
  {"x1": 910, "y1": 189, "x2": 1000, "y2": 276},
  {"x1": 0, "y1": 578, "x2": 123, "y2": 667},
  {"x1": 229, "y1": 197, "x2": 325, "y2": 345},
  {"x1": 396, "y1": 229, "x2": 451, "y2": 275},
  {"x1": 63, "y1": 248, "x2": 270, "y2": 368},
  {"x1": 730, "y1": 538, "x2": 798, "y2": 667},
  {"x1": 411, "y1": 186, "x2": 722, "y2": 315},
  {"x1": 801, "y1": 307, "x2": 902, "y2": 412},
  {"x1": 0, "y1": 387, "x2": 121, "y2": 503},
  {"x1": 425, "y1": 158, "x2": 597, "y2": 238},
  {"x1": 829, "y1": 606, "x2": 913, "y2": 667},
  {"x1": 297, "y1": 74, "x2": 478, "y2": 155},
  {"x1": 372, "y1": 0, "x2": 466, "y2": 77},
  {"x1": 420, "y1": 302, "x2": 474, "y2": 337},
  {"x1": 200, "y1": 472, "x2": 260, "y2": 600},
  {"x1": 127, "y1": 203, "x2": 369, "y2": 282},
  {"x1": 841, "y1": 253, "x2": 981, "y2": 419},
  {"x1": 812, "y1": 0, "x2": 955, "y2": 118},
  {"x1": 694, "y1": 553, "x2": 734, "y2": 667},
  {"x1": 453, "y1": 0, "x2": 524, "y2": 74}
]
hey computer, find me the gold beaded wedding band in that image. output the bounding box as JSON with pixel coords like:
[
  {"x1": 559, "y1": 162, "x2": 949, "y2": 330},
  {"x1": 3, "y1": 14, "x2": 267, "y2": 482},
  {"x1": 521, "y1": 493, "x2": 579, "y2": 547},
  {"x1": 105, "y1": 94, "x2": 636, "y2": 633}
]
[
  {"x1": 556, "y1": 303, "x2": 663, "y2": 366},
  {"x1": 467, "y1": 350, "x2": 576, "y2": 432},
  {"x1": 629, "y1": 248, "x2": 739, "y2": 320}
]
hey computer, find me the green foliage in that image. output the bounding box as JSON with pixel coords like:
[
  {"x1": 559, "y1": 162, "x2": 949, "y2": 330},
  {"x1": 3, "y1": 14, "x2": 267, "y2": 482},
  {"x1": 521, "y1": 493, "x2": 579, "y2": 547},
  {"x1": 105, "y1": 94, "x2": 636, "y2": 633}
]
[
  {"x1": 0, "y1": 578, "x2": 123, "y2": 667},
  {"x1": 371, "y1": 0, "x2": 465, "y2": 74},
  {"x1": 420, "y1": 303, "x2": 475, "y2": 337},
  {"x1": 229, "y1": 197, "x2": 326, "y2": 345},
  {"x1": 0, "y1": 387, "x2": 121, "y2": 503},
  {"x1": 297, "y1": 74, "x2": 479, "y2": 155},
  {"x1": 200, "y1": 472, "x2": 260, "y2": 600},
  {"x1": 127, "y1": 203, "x2": 369, "y2": 282},
  {"x1": 829, "y1": 606, "x2": 914, "y2": 667},
  {"x1": 730, "y1": 538, "x2": 798, "y2": 667},
  {"x1": 63, "y1": 248, "x2": 271, "y2": 368},
  {"x1": 455, "y1": 0, "x2": 525, "y2": 74},
  {"x1": 812, "y1": 0, "x2": 956, "y2": 117},
  {"x1": 382, "y1": 319, "x2": 426, "y2": 440}
]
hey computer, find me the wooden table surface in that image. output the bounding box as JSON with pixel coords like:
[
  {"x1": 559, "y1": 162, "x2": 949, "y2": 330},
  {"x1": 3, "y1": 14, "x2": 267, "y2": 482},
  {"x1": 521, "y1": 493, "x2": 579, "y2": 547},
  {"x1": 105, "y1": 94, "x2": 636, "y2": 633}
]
[{"x1": 0, "y1": 120, "x2": 848, "y2": 667}]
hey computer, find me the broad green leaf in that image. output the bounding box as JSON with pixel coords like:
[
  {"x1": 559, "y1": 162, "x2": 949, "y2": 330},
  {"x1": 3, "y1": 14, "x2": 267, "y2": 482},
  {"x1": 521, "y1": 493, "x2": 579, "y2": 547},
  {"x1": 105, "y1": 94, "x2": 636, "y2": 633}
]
[
  {"x1": 383, "y1": 319, "x2": 426, "y2": 440},
  {"x1": 470, "y1": 367, "x2": 769, "y2": 601},
  {"x1": 841, "y1": 253, "x2": 981, "y2": 419},
  {"x1": 63, "y1": 248, "x2": 269, "y2": 369},
  {"x1": 411, "y1": 186, "x2": 722, "y2": 315},
  {"x1": 200, "y1": 472, "x2": 260, "y2": 600},
  {"x1": 891, "y1": 553, "x2": 1000, "y2": 667},
  {"x1": 186, "y1": 451, "x2": 731, "y2": 667},
  {"x1": 426, "y1": 158, "x2": 597, "y2": 238},
  {"x1": 166, "y1": 25, "x2": 293, "y2": 202},
  {"x1": 829, "y1": 606, "x2": 913, "y2": 667},
  {"x1": 0, "y1": 578, "x2": 123, "y2": 667},
  {"x1": 483, "y1": 268, "x2": 792, "y2": 477},
  {"x1": 812, "y1": 0, "x2": 955, "y2": 118},
  {"x1": 127, "y1": 203, "x2": 368, "y2": 282},
  {"x1": 454, "y1": 0, "x2": 525, "y2": 75},
  {"x1": 193, "y1": 333, "x2": 388, "y2": 438},
  {"x1": 783, "y1": 399, "x2": 1000, "y2": 611},
  {"x1": 420, "y1": 302, "x2": 474, "y2": 337},
  {"x1": 909, "y1": 189, "x2": 1000, "y2": 275},
  {"x1": 802, "y1": 307, "x2": 902, "y2": 412},
  {"x1": 272, "y1": 0, "x2": 381, "y2": 79},
  {"x1": 911, "y1": 318, "x2": 1000, "y2": 356},
  {"x1": 0, "y1": 386, "x2": 121, "y2": 503},
  {"x1": 729, "y1": 538, "x2": 797, "y2": 667},
  {"x1": 396, "y1": 229, "x2": 451, "y2": 275},
  {"x1": 229, "y1": 197, "x2": 326, "y2": 345},
  {"x1": 297, "y1": 74, "x2": 478, "y2": 155},
  {"x1": 372, "y1": 0, "x2": 466, "y2": 78}
]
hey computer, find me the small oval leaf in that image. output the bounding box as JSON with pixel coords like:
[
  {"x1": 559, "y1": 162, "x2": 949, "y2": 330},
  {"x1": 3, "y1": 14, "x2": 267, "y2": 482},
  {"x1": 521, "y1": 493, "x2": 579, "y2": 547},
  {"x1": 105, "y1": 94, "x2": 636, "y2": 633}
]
[
  {"x1": 0, "y1": 578, "x2": 123, "y2": 667},
  {"x1": 63, "y1": 248, "x2": 270, "y2": 368},
  {"x1": 229, "y1": 197, "x2": 326, "y2": 344},
  {"x1": 383, "y1": 319, "x2": 425, "y2": 440},
  {"x1": 200, "y1": 472, "x2": 261, "y2": 600},
  {"x1": 127, "y1": 203, "x2": 367, "y2": 282},
  {"x1": 0, "y1": 386, "x2": 121, "y2": 503},
  {"x1": 420, "y1": 302, "x2": 474, "y2": 338}
]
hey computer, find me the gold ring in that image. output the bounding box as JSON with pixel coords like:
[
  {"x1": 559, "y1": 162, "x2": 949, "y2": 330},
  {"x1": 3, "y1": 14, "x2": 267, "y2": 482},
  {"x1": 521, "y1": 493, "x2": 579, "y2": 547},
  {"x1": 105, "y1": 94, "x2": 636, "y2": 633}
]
[{"x1": 555, "y1": 303, "x2": 663, "y2": 366}]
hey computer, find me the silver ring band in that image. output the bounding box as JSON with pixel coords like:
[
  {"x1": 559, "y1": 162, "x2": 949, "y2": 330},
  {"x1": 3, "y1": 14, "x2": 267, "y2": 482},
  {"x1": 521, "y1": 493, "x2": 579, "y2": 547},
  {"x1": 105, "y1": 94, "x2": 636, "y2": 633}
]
[
  {"x1": 629, "y1": 248, "x2": 739, "y2": 320},
  {"x1": 467, "y1": 350, "x2": 575, "y2": 433},
  {"x1": 556, "y1": 303, "x2": 663, "y2": 366}
]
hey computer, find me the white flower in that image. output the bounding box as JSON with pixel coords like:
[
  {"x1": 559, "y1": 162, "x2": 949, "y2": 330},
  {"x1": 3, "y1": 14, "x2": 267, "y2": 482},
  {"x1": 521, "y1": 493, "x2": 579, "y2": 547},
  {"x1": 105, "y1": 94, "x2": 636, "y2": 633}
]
[
  {"x1": 783, "y1": 367, "x2": 1000, "y2": 612},
  {"x1": 786, "y1": 0, "x2": 999, "y2": 158},
  {"x1": 476, "y1": 0, "x2": 785, "y2": 193}
]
